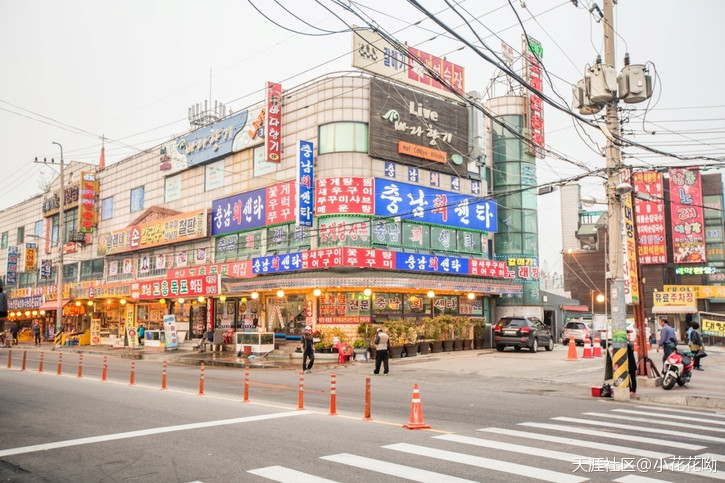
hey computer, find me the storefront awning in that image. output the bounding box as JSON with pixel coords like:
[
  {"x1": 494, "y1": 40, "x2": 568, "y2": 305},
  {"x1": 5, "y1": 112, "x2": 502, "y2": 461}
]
[
  {"x1": 38, "y1": 299, "x2": 70, "y2": 311},
  {"x1": 652, "y1": 305, "x2": 698, "y2": 315},
  {"x1": 562, "y1": 305, "x2": 589, "y2": 312}
]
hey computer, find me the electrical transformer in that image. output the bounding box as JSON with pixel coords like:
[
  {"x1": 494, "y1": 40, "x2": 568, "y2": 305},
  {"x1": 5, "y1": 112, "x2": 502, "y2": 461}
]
[
  {"x1": 588, "y1": 63, "x2": 617, "y2": 104},
  {"x1": 617, "y1": 64, "x2": 652, "y2": 104},
  {"x1": 572, "y1": 79, "x2": 603, "y2": 115}
]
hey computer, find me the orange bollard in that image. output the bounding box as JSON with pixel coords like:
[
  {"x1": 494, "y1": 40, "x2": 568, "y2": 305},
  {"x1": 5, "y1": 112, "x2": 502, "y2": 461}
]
[
  {"x1": 57, "y1": 352, "x2": 63, "y2": 375},
  {"x1": 21, "y1": 351, "x2": 27, "y2": 371},
  {"x1": 243, "y1": 368, "x2": 250, "y2": 403},
  {"x1": 77, "y1": 354, "x2": 83, "y2": 378},
  {"x1": 7, "y1": 349, "x2": 11, "y2": 368},
  {"x1": 101, "y1": 355, "x2": 107, "y2": 382},
  {"x1": 582, "y1": 333, "x2": 593, "y2": 359},
  {"x1": 593, "y1": 337, "x2": 602, "y2": 357},
  {"x1": 161, "y1": 360, "x2": 167, "y2": 390},
  {"x1": 38, "y1": 351, "x2": 44, "y2": 373},
  {"x1": 129, "y1": 358, "x2": 136, "y2": 386},
  {"x1": 565, "y1": 336, "x2": 578, "y2": 361},
  {"x1": 363, "y1": 376, "x2": 372, "y2": 421},
  {"x1": 403, "y1": 383, "x2": 431, "y2": 430},
  {"x1": 329, "y1": 374, "x2": 337, "y2": 416},
  {"x1": 297, "y1": 372, "x2": 304, "y2": 410},
  {"x1": 198, "y1": 362, "x2": 205, "y2": 396}
]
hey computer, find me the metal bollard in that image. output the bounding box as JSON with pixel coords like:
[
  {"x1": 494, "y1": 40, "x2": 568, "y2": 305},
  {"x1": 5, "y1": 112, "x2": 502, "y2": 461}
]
[
  {"x1": 297, "y1": 372, "x2": 304, "y2": 410},
  {"x1": 243, "y1": 368, "x2": 250, "y2": 403},
  {"x1": 129, "y1": 358, "x2": 136, "y2": 386},
  {"x1": 363, "y1": 376, "x2": 372, "y2": 421},
  {"x1": 77, "y1": 354, "x2": 83, "y2": 378},
  {"x1": 38, "y1": 351, "x2": 44, "y2": 373},
  {"x1": 101, "y1": 355, "x2": 107, "y2": 382},
  {"x1": 57, "y1": 352, "x2": 63, "y2": 376},
  {"x1": 161, "y1": 360, "x2": 167, "y2": 390},
  {"x1": 198, "y1": 362, "x2": 205, "y2": 396},
  {"x1": 329, "y1": 374, "x2": 337, "y2": 416}
]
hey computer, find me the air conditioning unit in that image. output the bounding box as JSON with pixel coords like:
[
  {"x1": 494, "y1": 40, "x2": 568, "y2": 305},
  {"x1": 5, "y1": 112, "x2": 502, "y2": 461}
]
[
  {"x1": 618, "y1": 64, "x2": 652, "y2": 104},
  {"x1": 588, "y1": 63, "x2": 617, "y2": 104}
]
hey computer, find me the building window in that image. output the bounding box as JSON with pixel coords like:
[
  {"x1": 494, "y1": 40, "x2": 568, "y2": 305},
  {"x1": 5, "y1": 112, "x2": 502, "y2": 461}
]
[
  {"x1": 34, "y1": 220, "x2": 43, "y2": 237},
  {"x1": 165, "y1": 174, "x2": 181, "y2": 202},
  {"x1": 17, "y1": 227, "x2": 24, "y2": 244},
  {"x1": 63, "y1": 208, "x2": 78, "y2": 243},
  {"x1": 63, "y1": 262, "x2": 79, "y2": 282},
  {"x1": 80, "y1": 258, "x2": 105, "y2": 281},
  {"x1": 101, "y1": 196, "x2": 114, "y2": 220},
  {"x1": 130, "y1": 186, "x2": 145, "y2": 212},
  {"x1": 51, "y1": 215, "x2": 59, "y2": 246},
  {"x1": 1, "y1": 232, "x2": 7, "y2": 249},
  {"x1": 18, "y1": 271, "x2": 36, "y2": 288},
  {"x1": 205, "y1": 160, "x2": 225, "y2": 191},
  {"x1": 319, "y1": 122, "x2": 368, "y2": 154}
]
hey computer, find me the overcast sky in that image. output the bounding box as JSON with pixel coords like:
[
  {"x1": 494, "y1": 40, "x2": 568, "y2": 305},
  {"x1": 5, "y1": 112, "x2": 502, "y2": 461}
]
[{"x1": 1, "y1": 0, "x2": 723, "y2": 273}]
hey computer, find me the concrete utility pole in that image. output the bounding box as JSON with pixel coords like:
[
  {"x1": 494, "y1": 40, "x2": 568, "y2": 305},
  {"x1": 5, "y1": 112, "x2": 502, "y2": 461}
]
[
  {"x1": 53, "y1": 141, "x2": 65, "y2": 336},
  {"x1": 602, "y1": 0, "x2": 630, "y2": 401}
]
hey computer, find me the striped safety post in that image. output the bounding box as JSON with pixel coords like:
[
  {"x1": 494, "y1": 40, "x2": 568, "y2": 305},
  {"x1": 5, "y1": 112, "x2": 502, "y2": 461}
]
[
  {"x1": 297, "y1": 372, "x2": 304, "y2": 410},
  {"x1": 6, "y1": 349, "x2": 11, "y2": 369},
  {"x1": 101, "y1": 355, "x2": 108, "y2": 382},
  {"x1": 161, "y1": 360, "x2": 167, "y2": 390},
  {"x1": 21, "y1": 350, "x2": 27, "y2": 371},
  {"x1": 198, "y1": 362, "x2": 205, "y2": 396},
  {"x1": 129, "y1": 358, "x2": 136, "y2": 386},
  {"x1": 38, "y1": 351, "x2": 44, "y2": 373},
  {"x1": 363, "y1": 376, "x2": 372, "y2": 421},
  {"x1": 243, "y1": 368, "x2": 250, "y2": 403},
  {"x1": 56, "y1": 352, "x2": 63, "y2": 376},
  {"x1": 77, "y1": 354, "x2": 83, "y2": 378},
  {"x1": 329, "y1": 374, "x2": 337, "y2": 416}
]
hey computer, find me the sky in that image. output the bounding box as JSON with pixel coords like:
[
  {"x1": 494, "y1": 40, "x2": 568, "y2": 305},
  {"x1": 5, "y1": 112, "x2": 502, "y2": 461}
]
[{"x1": 1, "y1": 0, "x2": 723, "y2": 274}]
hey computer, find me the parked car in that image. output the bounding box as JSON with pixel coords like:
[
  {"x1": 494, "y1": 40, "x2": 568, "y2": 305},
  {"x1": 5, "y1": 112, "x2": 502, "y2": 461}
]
[
  {"x1": 494, "y1": 316, "x2": 554, "y2": 353},
  {"x1": 561, "y1": 321, "x2": 591, "y2": 345}
]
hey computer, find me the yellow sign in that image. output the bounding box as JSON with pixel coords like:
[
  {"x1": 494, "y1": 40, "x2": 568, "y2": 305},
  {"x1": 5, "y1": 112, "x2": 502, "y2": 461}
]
[
  {"x1": 125, "y1": 305, "x2": 138, "y2": 348},
  {"x1": 90, "y1": 319, "x2": 101, "y2": 345},
  {"x1": 664, "y1": 285, "x2": 725, "y2": 299},
  {"x1": 653, "y1": 291, "x2": 696, "y2": 306},
  {"x1": 24, "y1": 243, "x2": 37, "y2": 271},
  {"x1": 702, "y1": 318, "x2": 725, "y2": 337},
  {"x1": 621, "y1": 191, "x2": 640, "y2": 304}
]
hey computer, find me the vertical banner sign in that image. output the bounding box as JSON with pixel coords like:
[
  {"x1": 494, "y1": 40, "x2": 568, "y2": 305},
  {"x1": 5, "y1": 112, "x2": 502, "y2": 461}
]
[
  {"x1": 669, "y1": 169, "x2": 706, "y2": 263},
  {"x1": 24, "y1": 243, "x2": 37, "y2": 271},
  {"x1": 296, "y1": 140, "x2": 314, "y2": 227},
  {"x1": 524, "y1": 36, "x2": 544, "y2": 158},
  {"x1": 621, "y1": 189, "x2": 640, "y2": 305},
  {"x1": 6, "y1": 246, "x2": 18, "y2": 285},
  {"x1": 163, "y1": 315, "x2": 179, "y2": 349},
  {"x1": 265, "y1": 82, "x2": 282, "y2": 162},
  {"x1": 90, "y1": 319, "x2": 101, "y2": 345},
  {"x1": 633, "y1": 171, "x2": 667, "y2": 264},
  {"x1": 125, "y1": 305, "x2": 138, "y2": 348},
  {"x1": 78, "y1": 171, "x2": 98, "y2": 234},
  {"x1": 41, "y1": 259, "x2": 53, "y2": 279}
]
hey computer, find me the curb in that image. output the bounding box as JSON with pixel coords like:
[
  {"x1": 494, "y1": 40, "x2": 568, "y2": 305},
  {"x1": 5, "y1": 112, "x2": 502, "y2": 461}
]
[{"x1": 635, "y1": 394, "x2": 725, "y2": 410}]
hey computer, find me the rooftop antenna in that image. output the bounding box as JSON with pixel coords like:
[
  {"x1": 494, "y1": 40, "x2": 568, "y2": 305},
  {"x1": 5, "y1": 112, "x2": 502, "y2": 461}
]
[{"x1": 188, "y1": 67, "x2": 228, "y2": 128}]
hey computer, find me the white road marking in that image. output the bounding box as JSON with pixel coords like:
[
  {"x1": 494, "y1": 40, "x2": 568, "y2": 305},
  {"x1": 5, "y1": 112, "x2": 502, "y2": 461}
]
[
  {"x1": 0, "y1": 411, "x2": 308, "y2": 458},
  {"x1": 553, "y1": 417, "x2": 725, "y2": 444},
  {"x1": 519, "y1": 422, "x2": 706, "y2": 450},
  {"x1": 698, "y1": 453, "x2": 725, "y2": 463},
  {"x1": 611, "y1": 408, "x2": 725, "y2": 426},
  {"x1": 582, "y1": 412, "x2": 725, "y2": 434},
  {"x1": 635, "y1": 405, "x2": 725, "y2": 419},
  {"x1": 613, "y1": 475, "x2": 670, "y2": 482},
  {"x1": 247, "y1": 465, "x2": 338, "y2": 482},
  {"x1": 478, "y1": 427, "x2": 672, "y2": 459},
  {"x1": 383, "y1": 443, "x2": 587, "y2": 483},
  {"x1": 320, "y1": 453, "x2": 475, "y2": 483}
]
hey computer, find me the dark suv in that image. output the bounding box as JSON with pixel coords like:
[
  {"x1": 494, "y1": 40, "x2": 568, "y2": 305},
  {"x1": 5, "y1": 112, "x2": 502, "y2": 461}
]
[{"x1": 494, "y1": 316, "x2": 554, "y2": 353}]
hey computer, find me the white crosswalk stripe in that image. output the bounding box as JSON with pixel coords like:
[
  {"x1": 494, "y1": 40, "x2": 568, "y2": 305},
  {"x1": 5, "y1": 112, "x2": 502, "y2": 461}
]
[
  {"x1": 613, "y1": 475, "x2": 670, "y2": 482},
  {"x1": 247, "y1": 465, "x2": 338, "y2": 482},
  {"x1": 383, "y1": 442, "x2": 587, "y2": 483},
  {"x1": 612, "y1": 408, "x2": 725, "y2": 427},
  {"x1": 478, "y1": 427, "x2": 673, "y2": 459},
  {"x1": 698, "y1": 452, "x2": 725, "y2": 463},
  {"x1": 320, "y1": 453, "x2": 476, "y2": 483},
  {"x1": 635, "y1": 405, "x2": 725, "y2": 419},
  {"x1": 519, "y1": 422, "x2": 706, "y2": 450},
  {"x1": 553, "y1": 416, "x2": 725, "y2": 444},
  {"x1": 582, "y1": 412, "x2": 725, "y2": 434}
]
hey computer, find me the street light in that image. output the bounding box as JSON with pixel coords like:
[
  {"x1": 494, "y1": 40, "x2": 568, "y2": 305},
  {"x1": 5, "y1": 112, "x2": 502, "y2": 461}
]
[{"x1": 591, "y1": 290, "x2": 605, "y2": 313}]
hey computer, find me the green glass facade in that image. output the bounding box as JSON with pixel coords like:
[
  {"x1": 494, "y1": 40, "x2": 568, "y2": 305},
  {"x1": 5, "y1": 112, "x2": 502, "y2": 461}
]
[{"x1": 492, "y1": 115, "x2": 540, "y2": 305}]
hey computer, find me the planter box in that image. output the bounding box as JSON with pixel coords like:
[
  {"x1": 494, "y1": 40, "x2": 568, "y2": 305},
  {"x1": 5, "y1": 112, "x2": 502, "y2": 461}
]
[
  {"x1": 430, "y1": 340, "x2": 443, "y2": 353},
  {"x1": 453, "y1": 339, "x2": 463, "y2": 351},
  {"x1": 442, "y1": 340, "x2": 454, "y2": 352},
  {"x1": 473, "y1": 339, "x2": 484, "y2": 350},
  {"x1": 389, "y1": 345, "x2": 404, "y2": 359},
  {"x1": 463, "y1": 339, "x2": 473, "y2": 350},
  {"x1": 353, "y1": 347, "x2": 369, "y2": 362},
  {"x1": 418, "y1": 341, "x2": 431, "y2": 354},
  {"x1": 404, "y1": 343, "x2": 418, "y2": 357}
]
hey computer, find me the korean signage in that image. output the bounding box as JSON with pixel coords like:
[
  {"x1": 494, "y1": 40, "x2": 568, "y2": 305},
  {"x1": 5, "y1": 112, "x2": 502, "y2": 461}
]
[
  {"x1": 318, "y1": 217, "x2": 370, "y2": 247},
  {"x1": 523, "y1": 36, "x2": 544, "y2": 158},
  {"x1": 6, "y1": 246, "x2": 18, "y2": 285},
  {"x1": 98, "y1": 210, "x2": 207, "y2": 255},
  {"x1": 621, "y1": 187, "x2": 640, "y2": 304},
  {"x1": 316, "y1": 177, "x2": 374, "y2": 215},
  {"x1": 24, "y1": 243, "x2": 37, "y2": 272},
  {"x1": 675, "y1": 266, "x2": 716, "y2": 276},
  {"x1": 40, "y1": 259, "x2": 53, "y2": 279},
  {"x1": 78, "y1": 171, "x2": 98, "y2": 234},
  {"x1": 175, "y1": 110, "x2": 249, "y2": 168},
  {"x1": 318, "y1": 292, "x2": 371, "y2": 324},
  {"x1": 265, "y1": 81, "x2": 282, "y2": 162},
  {"x1": 504, "y1": 257, "x2": 540, "y2": 280},
  {"x1": 374, "y1": 179, "x2": 497, "y2": 232},
  {"x1": 653, "y1": 291, "x2": 696, "y2": 306},
  {"x1": 396, "y1": 252, "x2": 467, "y2": 275},
  {"x1": 212, "y1": 180, "x2": 295, "y2": 236},
  {"x1": 132, "y1": 274, "x2": 220, "y2": 300},
  {"x1": 669, "y1": 169, "x2": 706, "y2": 263},
  {"x1": 665, "y1": 285, "x2": 725, "y2": 299},
  {"x1": 702, "y1": 318, "x2": 725, "y2": 337},
  {"x1": 296, "y1": 140, "x2": 314, "y2": 227},
  {"x1": 163, "y1": 315, "x2": 179, "y2": 349},
  {"x1": 633, "y1": 171, "x2": 666, "y2": 264},
  {"x1": 9, "y1": 296, "x2": 42, "y2": 310},
  {"x1": 351, "y1": 28, "x2": 464, "y2": 99},
  {"x1": 168, "y1": 260, "x2": 253, "y2": 280},
  {"x1": 369, "y1": 79, "x2": 469, "y2": 177}
]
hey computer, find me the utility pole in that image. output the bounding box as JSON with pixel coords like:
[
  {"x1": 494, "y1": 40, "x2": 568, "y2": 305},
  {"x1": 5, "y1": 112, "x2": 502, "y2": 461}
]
[{"x1": 602, "y1": 0, "x2": 630, "y2": 401}]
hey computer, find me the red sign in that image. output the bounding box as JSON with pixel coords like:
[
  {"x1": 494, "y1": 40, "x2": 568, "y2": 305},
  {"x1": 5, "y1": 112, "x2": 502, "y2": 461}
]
[
  {"x1": 525, "y1": 45, "x2": 544, "y2": 157},
  {"x1": 301, "y1": 248, "x2": 343, "y2": 270},
  {"x1": 132, "y1": 274, "x2": 220, "y2": 300},
  {"x1": 633, "y1": 171, "x2": 667, "y2": 264},
  {"x1": 469, "y1": 259, "x2": 508, "y2": 278},
  {"x1": 315, "y1": 177, "x2": 374, "y2": 215},
  {"x1": 265, "y1": 179, "x2": 295, "y2": 225},
  {"x1": 265, "y1": 81, "x2": 282, "y2": 162},
  {"x1": 168, "y1": 260, "x2": 252, "y2": 280},
  {"x1": 407, "y1": 46, "x2": 465, "y2": 96},
  {"x1": 78, "y1": 171, "x2": 98, "y2": 234},
  {"x1": 668, "y1": 169, "x2": 706, "y2": 264}
]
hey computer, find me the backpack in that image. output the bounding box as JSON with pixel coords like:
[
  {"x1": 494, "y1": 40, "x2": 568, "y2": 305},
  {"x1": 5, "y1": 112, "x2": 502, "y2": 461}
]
[{"x1": 690, "y1": 330, "x2": 702, "y2": 346}]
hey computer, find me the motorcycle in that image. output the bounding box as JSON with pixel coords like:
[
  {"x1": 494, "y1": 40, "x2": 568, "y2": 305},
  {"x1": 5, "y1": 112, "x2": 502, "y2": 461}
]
[{"x1": 661, "y1": 349, "x2": 695, "y2": 390}]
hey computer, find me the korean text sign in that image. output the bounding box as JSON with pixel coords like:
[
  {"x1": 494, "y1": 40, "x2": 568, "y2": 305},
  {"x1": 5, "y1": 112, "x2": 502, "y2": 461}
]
[
  {"x1": 265, "y1": 82, "x2": 282, "y2": 162},
  {"x1": 212, "y1": 180, "x2": 295, "y2": 236},
  {"x1": 668, "y1": 169, "x2": 706, "y2": 264},
  {"x1": 633, "y1": 171, "x2": 666, "y2": 264},
  {"x1": 315, "y1": 177, "x2": 374, "y2": 215},
  {"x1": 296, "y1": 140, "x2": 314, "y2": 226}
]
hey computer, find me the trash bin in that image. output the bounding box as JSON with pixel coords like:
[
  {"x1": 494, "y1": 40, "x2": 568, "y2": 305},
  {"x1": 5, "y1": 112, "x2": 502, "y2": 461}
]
[{"x1": 243, "y1": 345, "x2": 252, "y2": 357}]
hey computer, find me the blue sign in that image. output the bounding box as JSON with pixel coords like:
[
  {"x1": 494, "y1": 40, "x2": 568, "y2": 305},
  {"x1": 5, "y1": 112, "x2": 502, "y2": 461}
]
[
  {"x1": 296, "y1": 140, "x2": 314, "y2": 227},
  {"x1": 384, "y1": 162, "x2": 396, "y2": 178},
  {"x1": 471, "y1": 180, "x2": 481, "y2": 195},
  {"x1": 9, "y1": 295, "x2": 42, "y2": 310},
  {"x1": 252, "y1": 253, "x2": 302, "y2": 274},
  {"x1": 212, "y1": 187, "x2": 266, "y2": 236},
  {"x1": 408, "y1": 167, "x2": 419, "y2": 182},
  {"x1": 374, "y1": 179, "x2": 498, "y2": 233},
  {"x1": 175, "y1": 111, "x2": 249, "y2": 167},
  {"x1": 395, "y1": 252, "x2": 468, "y2": 274},
  {"x1": 6, "y1": 246, "x2": 18, "y2": 285},
  {"x1": 41, "y1": 259, "x2": 53, "y2": 279}
]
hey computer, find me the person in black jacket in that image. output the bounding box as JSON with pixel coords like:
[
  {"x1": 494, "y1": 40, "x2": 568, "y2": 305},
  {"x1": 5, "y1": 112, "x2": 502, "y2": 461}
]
[
  {"x1": 300, "y1": 326, "x2": 314, "y2": 374},
  {"x1": 688, "y1": 322, "x2": 705, "y2": 371}
]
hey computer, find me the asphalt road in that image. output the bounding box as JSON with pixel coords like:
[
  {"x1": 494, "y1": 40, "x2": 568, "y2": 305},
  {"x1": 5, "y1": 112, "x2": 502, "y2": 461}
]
[{"x1": 1, "y1": 350, "x2": 724, "y2": 482}]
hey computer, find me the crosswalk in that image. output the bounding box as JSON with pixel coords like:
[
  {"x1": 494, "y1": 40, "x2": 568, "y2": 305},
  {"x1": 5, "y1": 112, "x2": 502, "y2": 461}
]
[{"x1": 247, "y1": 404, "x2": 725, "y2": 482}]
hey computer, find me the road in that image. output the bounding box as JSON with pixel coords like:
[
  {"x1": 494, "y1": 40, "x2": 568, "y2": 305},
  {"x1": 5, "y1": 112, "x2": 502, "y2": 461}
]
[{"x1": 1, "y1": 349, "x2": 723, "y2": 482}]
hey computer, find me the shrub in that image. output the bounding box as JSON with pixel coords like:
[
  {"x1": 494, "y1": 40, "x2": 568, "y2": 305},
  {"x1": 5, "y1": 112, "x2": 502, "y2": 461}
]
[{"x1": 352, "y1": 338, "x2": 367, "y2": 348}]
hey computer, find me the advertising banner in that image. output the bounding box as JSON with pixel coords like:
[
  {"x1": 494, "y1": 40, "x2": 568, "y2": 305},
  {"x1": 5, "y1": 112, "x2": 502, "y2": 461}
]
[
  {"x1": 212, "y1": 180, "x2": 296, "y2": 236},
  {"x1": 315, "y1": 177, "x2": 374, "y2": 215},
  {"x1": 265, "y1": 81, "x2": 282, "y2": 162},
  {"x1": 653, "y1": 291, "x2": 696, "y2": 306},
  {"x1": 168, "y1": 260, "x2": 253, "y2": 280},
  {"x1": 132, "y1": 274, "x2": 220, "y2": 300},
  {"x1": 41, "y1": 259, "x2": 53, "y2": 279},
  {"x1": 702, "y1": 318, "x2": 725, "y2": 337},
  {"x1": 318, "y1": 291, "x2": 371, "y2": 324},
  {"x1": 24, "y1": 243, "x2": 37, "y2": 271},
  {"x1": 374, "y1": 179, "x2": 497, "y2": 232},
  {"x1": 175, "y1": 111, "x2": 249, "y2": 168},
  {"x1": 6, "y1": 246, "x2": 18, "y2": 285},
  {"x1": 90, "y1": 319, "x2": 101, "y2": 345},
  {"x1": 621, "y1": 190, "x2": 640, "y2": 305},
  {"x1": 523, "y1": 36, "x2": 544, "y2": 158},
  {"x1": 669, "y1": 169, "x2": 706, "y2": 263},
  {"x1": 78, "y1": 171, "x2": 98, "y2": 234},
  {"x1": 8, "y1": 296, "x2": 42, "y2": 310},
  {"x1": 395, "y1": 252, "x2": 468, "y2": 275},
  {"x1": 163, "y1": 315, "x2": 179, "y2": 349},
  {"x1": 296, "y1": 140, "x2": 314, "y2": 227},
  {"x1": 633, "y1": 171, "x2": 666, "y2": 264}
]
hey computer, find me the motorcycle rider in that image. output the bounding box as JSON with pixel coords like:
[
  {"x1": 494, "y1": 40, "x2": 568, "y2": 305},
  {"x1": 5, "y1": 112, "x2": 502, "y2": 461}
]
[{"x1": 656, "y1": 318, "x2": 677, "y2": 369}]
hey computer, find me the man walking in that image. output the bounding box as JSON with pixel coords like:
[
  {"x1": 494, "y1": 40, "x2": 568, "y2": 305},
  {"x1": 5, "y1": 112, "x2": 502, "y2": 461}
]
[
  {"x1": 372, "y1": 327, "x2": 390, "y2": 376},
  {"x1": 301, "y1": 326, "x2": 314, "y2": 374},
  {"x1": 656, "y1": 318, "x2": 677, "y2": 368},
  {"x1": 10, "y1": 321, "x2": 19, "y2": 346},
  {"x1": 32, "y1": 320, "x2": 41, "y2": 346}
]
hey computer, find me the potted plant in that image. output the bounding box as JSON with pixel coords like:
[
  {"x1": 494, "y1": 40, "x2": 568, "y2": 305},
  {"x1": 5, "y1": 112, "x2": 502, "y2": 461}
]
[
  {"x1": 314, "y1": 341, "x2": 326, "y2": 352},
  {"x1": 417, "y1": 320, "x2": 431, "y2": 354},
  {"x1": 473, "y1": 322, "x2": 486, "y2": 350},
  {"x1": 423, "y1": 317, "x2": 443, "y2": 353},
  {"x1": 385, "y1": 320, "x2": 405, "y2": 358},
  {"x1": 321, "y1": 341, "x2": 333, "y2": 353},
  {"x1": 438, "y1": 315, "x2": 455, "y2": 352},
  {"x1": 352, "y1": 338, "x2": 369, "y2": 362},
  {"x1": 357, "y1": 322, "x2": 377, "y2": 360},
  {"x1": 403, "y1": 323, "x2": 418, "y2": 357}
]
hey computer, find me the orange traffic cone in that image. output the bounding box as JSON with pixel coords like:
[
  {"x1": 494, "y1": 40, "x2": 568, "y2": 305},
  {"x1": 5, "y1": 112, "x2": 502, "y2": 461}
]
[
  {"x1": 565, "y1": 336, "x2": 578, "y2": 361},
  {"x1": 582, "y1": 333, "x2": 593, "y2": 358},
  {"x1": 403, "y1": 383, "x2": 431, "y2": 430},
  {"x1": 593, "y1": 337, "x2": 602, "y2": 357}
]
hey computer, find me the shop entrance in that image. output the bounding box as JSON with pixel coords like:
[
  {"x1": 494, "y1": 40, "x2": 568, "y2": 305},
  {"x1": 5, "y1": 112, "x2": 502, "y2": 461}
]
[{"x1": 267, "y1": 294, "x2": 306, "y2": 335}]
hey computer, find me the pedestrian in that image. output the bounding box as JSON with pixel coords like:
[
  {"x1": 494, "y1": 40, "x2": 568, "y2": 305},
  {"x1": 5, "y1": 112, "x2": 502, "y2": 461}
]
[
  {"x1": 688, "y1": 322, "x2": 705, "y2": 371},
  {"x1": 10, "y1": 321, "x2": 19, "y2": 345},
  {"x1": 198, "y1": 329, "x2": 213, "y2": 352},
  {"x1": 137, "y1": 323, "x2": 145, "y2": 346},
  {"x1": 300, "y1": 325, "x2": 314, "y2": 374},
  {"x1": 32, "y1": 320, "x2": 41, "y2": 346},
  {"x1": 656, "y1": 318, "x2": 677, "y2": 369},
  {"x1": 372, "y1": 327, "x2": 390, "y2": 376}
]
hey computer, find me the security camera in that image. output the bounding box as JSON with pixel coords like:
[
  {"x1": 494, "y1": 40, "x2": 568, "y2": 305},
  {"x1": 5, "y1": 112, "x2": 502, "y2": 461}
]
[{"x1": 615, "y1": 182, "x2": 632, "y2": 196}]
